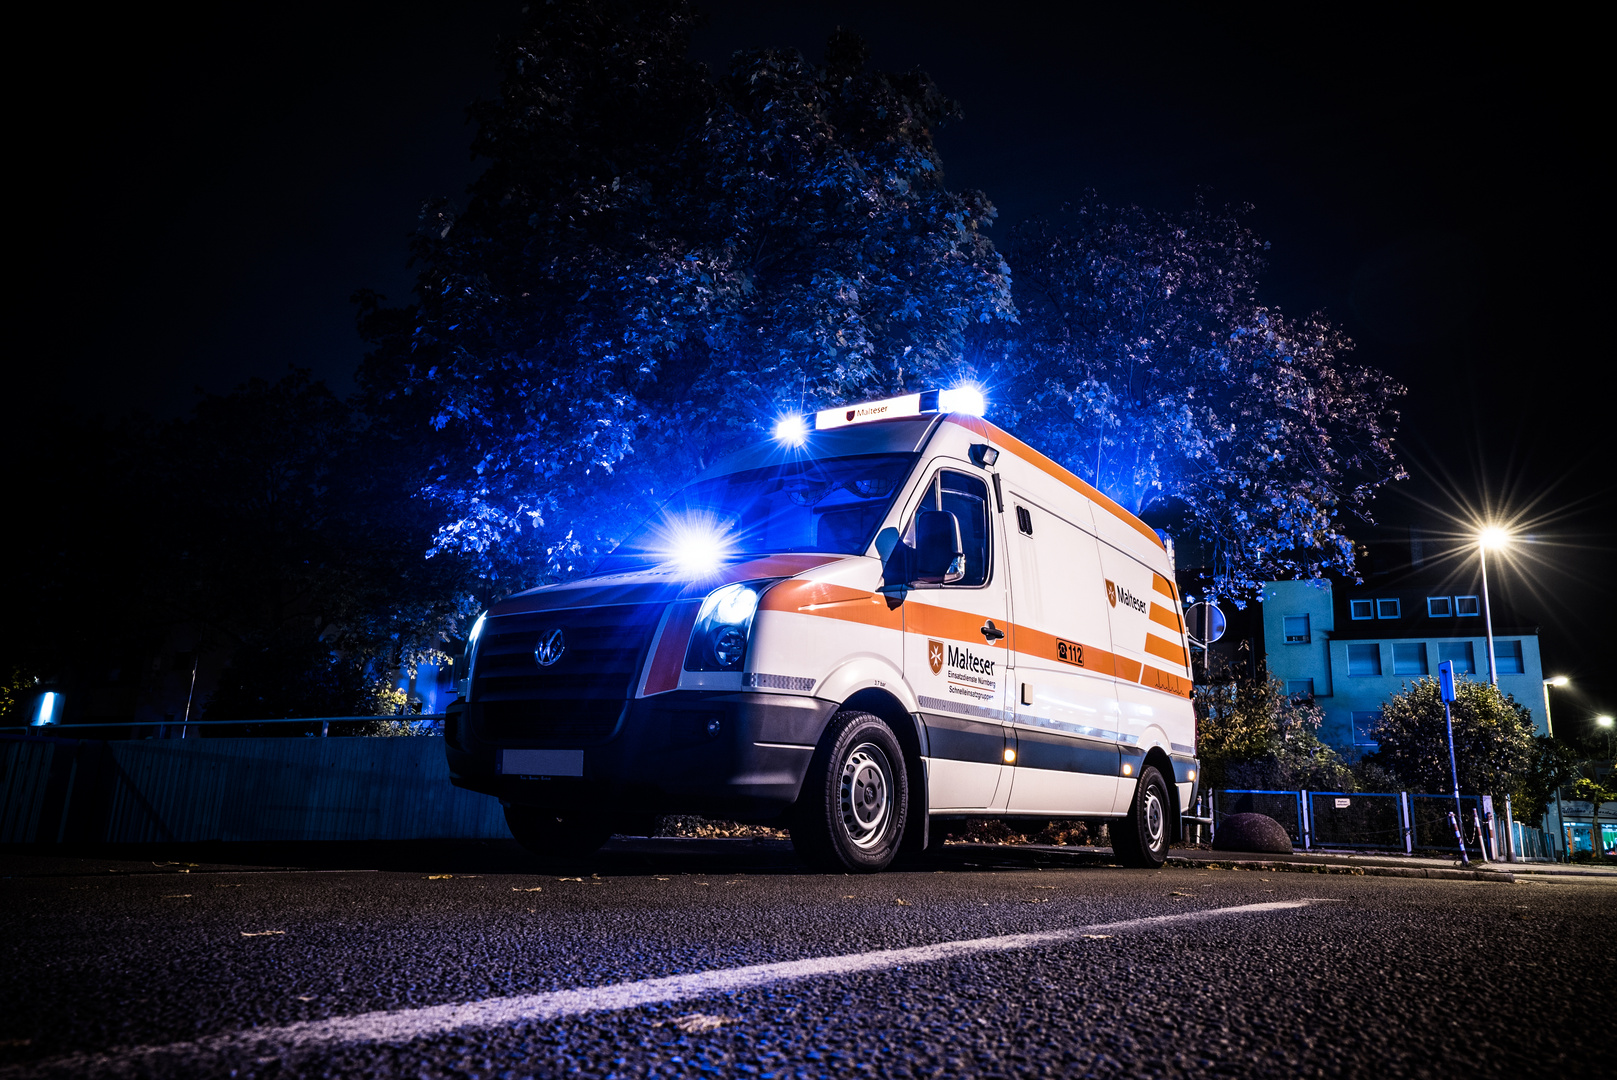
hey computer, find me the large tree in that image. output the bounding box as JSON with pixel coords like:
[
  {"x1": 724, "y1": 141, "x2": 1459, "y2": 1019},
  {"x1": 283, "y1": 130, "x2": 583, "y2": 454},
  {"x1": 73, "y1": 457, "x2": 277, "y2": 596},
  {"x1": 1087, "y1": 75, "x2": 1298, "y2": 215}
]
[
  {"x1": 991, "y1": 198, "x2": 1406, "y2": 599},
  {"x1": 361, "y1": 0, "x2": 1013, "y2": 585}
]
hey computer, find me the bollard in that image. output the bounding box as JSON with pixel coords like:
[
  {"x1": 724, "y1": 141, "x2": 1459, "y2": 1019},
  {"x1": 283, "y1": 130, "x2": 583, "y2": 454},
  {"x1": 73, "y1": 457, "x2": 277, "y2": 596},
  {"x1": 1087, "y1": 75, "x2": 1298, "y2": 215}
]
[
  {"x1": 1448, "y1": 810, "x2": 1469, "y2": 864},
  {"x1": 1472, "y1": 808, "x2": 1490, "y2": 862}
]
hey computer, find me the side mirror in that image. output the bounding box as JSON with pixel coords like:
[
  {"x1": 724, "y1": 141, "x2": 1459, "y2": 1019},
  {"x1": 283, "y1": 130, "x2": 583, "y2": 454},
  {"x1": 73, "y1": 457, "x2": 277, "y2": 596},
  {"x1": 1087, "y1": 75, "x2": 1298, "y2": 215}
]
[{"x1": 913, "y1": 510, "x2": 965, "y2": 585}]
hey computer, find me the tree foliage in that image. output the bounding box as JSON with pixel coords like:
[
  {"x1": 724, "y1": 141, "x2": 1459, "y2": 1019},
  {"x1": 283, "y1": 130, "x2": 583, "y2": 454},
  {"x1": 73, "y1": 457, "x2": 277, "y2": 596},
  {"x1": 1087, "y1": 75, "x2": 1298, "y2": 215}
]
[
  {"x1": 1194, "y1": 672, "x2": 1355, "y2": 791},
  {"x1": 148, "y1": 371, "x2": 478, "y2": 716},
  {"x1": 1368, "y1": 677, "x2": 1535, "y2": 795},
  {"x1": 362, "y1": 0, "x2": 1013, "y2": 584},
  {"x1": 990, "y1": 199, "x2": 1406, "y2": 598}
]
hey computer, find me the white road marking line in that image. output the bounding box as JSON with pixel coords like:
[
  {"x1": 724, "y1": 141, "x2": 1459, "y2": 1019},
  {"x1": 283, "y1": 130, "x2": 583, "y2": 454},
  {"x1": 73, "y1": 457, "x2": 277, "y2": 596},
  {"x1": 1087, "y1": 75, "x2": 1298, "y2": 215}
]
[{"x1": 38, "y1": 900, "x2": 1316, "y2": 1071}]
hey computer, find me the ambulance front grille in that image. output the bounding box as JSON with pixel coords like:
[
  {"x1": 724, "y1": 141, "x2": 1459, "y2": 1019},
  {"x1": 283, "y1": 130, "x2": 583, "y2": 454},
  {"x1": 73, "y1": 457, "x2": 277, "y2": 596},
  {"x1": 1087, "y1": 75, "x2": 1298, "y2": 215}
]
[{"x1": 471, "y1": 602, "x2": 664, "y2": 745}]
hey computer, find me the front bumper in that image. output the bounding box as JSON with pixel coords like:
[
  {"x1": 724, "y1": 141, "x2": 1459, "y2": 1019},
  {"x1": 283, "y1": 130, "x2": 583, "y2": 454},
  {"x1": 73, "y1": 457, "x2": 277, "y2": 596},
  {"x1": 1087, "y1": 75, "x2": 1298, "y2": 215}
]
[{"x1": 445, "y1": 690, "x2": 836, "y2": 822}]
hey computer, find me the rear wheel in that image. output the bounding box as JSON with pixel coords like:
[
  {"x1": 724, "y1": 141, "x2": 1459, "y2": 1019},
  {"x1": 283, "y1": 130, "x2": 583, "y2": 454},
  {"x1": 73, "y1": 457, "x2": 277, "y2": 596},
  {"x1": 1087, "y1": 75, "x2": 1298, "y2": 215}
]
[
  {"x1": 1112, "y1": 765, "x2": 1171, "y2": 868},
  {"x1": 504, "y1": 805, "x2": 613, "y2": 859},
  {"x1": 791, "y1": 710, "x2": 909, "y2": 872}
]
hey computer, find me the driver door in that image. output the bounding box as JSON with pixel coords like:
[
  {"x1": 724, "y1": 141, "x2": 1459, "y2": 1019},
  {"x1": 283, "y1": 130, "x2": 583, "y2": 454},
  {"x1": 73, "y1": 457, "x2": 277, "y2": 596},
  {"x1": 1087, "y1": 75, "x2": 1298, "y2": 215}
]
[{"x1": 901, "y1": 466, "x2": 1013, "y2": 811}]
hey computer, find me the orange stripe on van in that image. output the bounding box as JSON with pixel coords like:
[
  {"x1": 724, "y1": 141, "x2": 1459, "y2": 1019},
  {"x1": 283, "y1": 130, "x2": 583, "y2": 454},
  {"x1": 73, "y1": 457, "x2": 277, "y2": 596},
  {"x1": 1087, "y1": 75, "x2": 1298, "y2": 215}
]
[
  {"x1": 1144, "y1": 632, "x2": 1188, "y2": 668},
  {"x1": 1149, "y1": 603, "x2": 1182, "y2": 633},
  {"x1": 1152, "y1": 572, "x2": 1176, "y2": 599},
  {"x1": 643, "y1": 600, "x2": 701, "y2": 695},
  {"x1": 945, "y1": 416, "x2": 1165, "y2": 551},
  {"x1": 758, "y1": 580, "x2": 903, "y2": 630},
  {"x1": 760, "y1": 586, "x2": 1193, "y2": 699}
]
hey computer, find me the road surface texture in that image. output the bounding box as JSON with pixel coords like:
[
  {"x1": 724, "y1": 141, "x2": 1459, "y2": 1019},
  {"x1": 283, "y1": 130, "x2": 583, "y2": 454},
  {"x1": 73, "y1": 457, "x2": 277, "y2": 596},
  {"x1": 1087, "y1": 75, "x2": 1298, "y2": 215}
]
[{"x1": 2, "y1": 839, "x2": 1609, "y2": 1078}]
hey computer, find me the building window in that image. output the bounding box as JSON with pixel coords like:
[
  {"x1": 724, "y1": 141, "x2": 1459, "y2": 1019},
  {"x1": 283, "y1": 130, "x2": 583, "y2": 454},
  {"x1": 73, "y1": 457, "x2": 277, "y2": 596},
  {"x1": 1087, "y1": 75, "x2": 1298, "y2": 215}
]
[
  {"x1": 1351, "y1": 711, "x2": 1380, "y2": 746},
  {"x1": 1283, "y1": 615, "x2": 1310, "y2": 644},
  {"x1": 1437, "y1": 640, "x2": 1475, "y2": 674},
  {"x1": 1427, "y1": 596, "x2": 1453, "y2": 617},
  {"x1": 1495, "y1": 639, "x2": 1524, "y2": 675},
  {"x1": 1455, "y1": 595, "x2": 1480, "y2": 617},
  {"x1": 1286, "y1": 679, "x2": 1315, "y2": 700},
  {"x1": 1347, "y1": 643, "x2": 1382, "y2": 676},
  {"x1": 1377, "y1": 598, "x2": 1401, "y2": 619},
  {"x1": 1350, "y1": 599, "x2": 1375, "y2": 620},
  {"x1": 1392, "y1": 642, "x2": 1428, "y2": 676}
]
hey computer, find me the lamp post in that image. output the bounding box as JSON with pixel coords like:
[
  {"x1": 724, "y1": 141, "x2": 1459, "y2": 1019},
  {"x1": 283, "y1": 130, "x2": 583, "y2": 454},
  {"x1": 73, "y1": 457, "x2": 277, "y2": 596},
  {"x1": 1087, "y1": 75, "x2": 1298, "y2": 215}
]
[
  {"x1": 1478, "y1": 527, "x2": 1509, "y2": 686},
  {"x1": 1544, "y1": 676, "x2": 1571, "y2": 861},
  {"x1": 1598, "y1": 715, "x2": 1615, "y2": 760}
]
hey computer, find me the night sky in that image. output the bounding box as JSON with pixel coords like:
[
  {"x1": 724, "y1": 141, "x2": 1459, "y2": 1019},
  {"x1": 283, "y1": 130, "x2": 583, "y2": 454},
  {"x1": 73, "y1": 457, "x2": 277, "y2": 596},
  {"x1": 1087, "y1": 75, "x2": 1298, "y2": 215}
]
[{"x1": 21, "y1": 3, "x2": 1611, "y2": 728}]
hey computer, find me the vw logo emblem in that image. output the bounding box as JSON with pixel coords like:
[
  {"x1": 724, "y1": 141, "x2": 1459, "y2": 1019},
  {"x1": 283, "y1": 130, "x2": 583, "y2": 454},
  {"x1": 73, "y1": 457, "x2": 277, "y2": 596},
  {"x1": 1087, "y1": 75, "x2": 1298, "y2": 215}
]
[{"x1": 534, "y1": 628, "x2": 566, "y2": 667}]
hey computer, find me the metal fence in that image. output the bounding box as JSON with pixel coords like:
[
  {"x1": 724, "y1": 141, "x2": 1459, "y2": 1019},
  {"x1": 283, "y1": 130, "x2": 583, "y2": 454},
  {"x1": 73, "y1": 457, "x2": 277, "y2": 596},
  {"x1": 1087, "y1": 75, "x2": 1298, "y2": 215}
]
[
  {"x1": 1, "y1": 731, "x2": 505, "y2": 845},
  {"x1": 1209, "y1": 788, "x2": 1540, "y2": 859}
]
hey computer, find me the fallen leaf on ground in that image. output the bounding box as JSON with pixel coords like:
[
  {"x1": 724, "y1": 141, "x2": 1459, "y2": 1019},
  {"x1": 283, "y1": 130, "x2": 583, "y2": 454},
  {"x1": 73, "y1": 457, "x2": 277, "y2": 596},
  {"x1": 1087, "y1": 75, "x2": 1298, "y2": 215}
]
[
  {"x1": 1083, "y1": 934, "x2": 1114, "y2": 940},
  {"x1": 426, "y1": 874, "x2": 453, "y2": 880},
  {"x1": 895, "y1": 898, "x2": 911, "y2": 906},
  {"x1": 241, "y1": 930, "x2": 285, "y2": 937},
  {"x1": 1170, "y1": 891, "x2": 1193, "y2": 897},
  {"x1": 558, "y1": 877, "x2": 584, "y2": 882},
  {"x1": 668, "y1": 1013, "x2": 729, "y2": 1033},
  {"x1": 512, "y1": 887, "x2": 543, "y2": 892},
  {"x1": 296, "y1": 995, "x2": 316, "y2": 1002}
]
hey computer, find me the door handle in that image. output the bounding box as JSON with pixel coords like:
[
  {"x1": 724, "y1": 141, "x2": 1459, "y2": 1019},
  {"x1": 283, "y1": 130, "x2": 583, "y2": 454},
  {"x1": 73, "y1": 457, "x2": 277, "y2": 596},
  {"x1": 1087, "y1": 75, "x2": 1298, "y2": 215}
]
[{"x1": 981, "y1": 619, "x2": 1006, "y2": 642}]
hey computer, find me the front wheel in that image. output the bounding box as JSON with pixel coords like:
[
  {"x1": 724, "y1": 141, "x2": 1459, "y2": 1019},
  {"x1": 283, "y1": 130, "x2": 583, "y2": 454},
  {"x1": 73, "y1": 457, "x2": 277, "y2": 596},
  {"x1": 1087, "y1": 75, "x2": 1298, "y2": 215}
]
[
  {"x1": 791, "y1": 710, "x2": 909, "y2": 872},
  {"x1": 1112, "y1": 765, "x2": 1171, "y2": 869}
]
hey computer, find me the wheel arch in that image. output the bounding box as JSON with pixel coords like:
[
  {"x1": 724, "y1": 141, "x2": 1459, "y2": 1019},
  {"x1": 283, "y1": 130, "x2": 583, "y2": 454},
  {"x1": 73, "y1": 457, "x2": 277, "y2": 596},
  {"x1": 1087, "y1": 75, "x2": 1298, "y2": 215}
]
[
  {"x1": 838, "y1": 686, "x2": 930, "y2": 853},
  {"x1": 1141, "y1": 744, "x2": 1181, "y2": 843}
]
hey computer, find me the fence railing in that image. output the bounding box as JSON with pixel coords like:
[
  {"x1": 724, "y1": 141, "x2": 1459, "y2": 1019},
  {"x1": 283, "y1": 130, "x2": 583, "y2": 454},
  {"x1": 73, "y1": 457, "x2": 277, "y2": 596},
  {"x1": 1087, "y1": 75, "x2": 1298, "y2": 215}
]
[
  {"x1": 1208, "y1": 788, "x2": 1558, "y2": 862},
  {"x1": 1, "y1": 715, "x2": 445, "y2": 739}
]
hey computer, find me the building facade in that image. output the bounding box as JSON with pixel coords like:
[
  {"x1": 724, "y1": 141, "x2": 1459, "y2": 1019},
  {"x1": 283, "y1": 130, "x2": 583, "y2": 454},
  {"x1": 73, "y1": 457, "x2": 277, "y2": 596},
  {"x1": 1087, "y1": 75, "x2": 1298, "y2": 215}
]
[{"x1": 1258, "y1": 577, "x2": 1545, "y2": 751}]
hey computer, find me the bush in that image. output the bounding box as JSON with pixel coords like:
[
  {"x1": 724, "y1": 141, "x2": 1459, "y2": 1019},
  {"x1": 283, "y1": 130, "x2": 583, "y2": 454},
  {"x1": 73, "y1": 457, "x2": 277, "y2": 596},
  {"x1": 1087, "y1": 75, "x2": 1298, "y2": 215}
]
[
  {"x1": 1196, "y1": 672, "x2": 1355, "y2": 790},
  {"x1": 1369, "y1": 677, "x2": 1533, "y2": 796}
]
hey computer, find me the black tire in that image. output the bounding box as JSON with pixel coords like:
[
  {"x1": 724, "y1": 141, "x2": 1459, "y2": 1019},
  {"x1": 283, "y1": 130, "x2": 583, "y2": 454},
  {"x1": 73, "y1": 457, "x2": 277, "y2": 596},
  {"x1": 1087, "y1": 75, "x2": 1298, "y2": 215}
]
[
  {"x1": 504, "y1": 805, "x2": 614, "y2": 859},
  {"x1": 1112, "y1": 765, "x2": 1171, "y2": 869},
  {"x1": 790, "y1": 710, "x2": 909, "y2": 873}
]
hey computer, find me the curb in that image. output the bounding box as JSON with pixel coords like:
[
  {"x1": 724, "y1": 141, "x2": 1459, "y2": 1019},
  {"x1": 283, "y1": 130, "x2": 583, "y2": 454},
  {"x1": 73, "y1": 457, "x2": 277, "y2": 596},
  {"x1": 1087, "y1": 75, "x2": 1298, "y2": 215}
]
[{"x1": 1166, "y1": 855, "x2": 1514, "y2": 883}]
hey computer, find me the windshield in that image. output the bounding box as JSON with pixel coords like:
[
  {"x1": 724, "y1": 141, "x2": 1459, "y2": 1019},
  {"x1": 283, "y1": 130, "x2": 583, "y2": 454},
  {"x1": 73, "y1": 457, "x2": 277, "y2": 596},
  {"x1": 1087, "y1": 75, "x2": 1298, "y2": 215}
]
[{"x1": 595, "y1": 453, "x2": 916, "y2": 574}]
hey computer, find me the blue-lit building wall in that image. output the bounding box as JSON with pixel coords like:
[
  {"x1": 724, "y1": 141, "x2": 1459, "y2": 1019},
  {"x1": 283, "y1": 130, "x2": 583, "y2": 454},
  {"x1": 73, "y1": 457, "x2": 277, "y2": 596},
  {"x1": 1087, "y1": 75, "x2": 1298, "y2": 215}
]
[{"x1": 1259, "y1": 578, "x2": 1545, "y2": 751}]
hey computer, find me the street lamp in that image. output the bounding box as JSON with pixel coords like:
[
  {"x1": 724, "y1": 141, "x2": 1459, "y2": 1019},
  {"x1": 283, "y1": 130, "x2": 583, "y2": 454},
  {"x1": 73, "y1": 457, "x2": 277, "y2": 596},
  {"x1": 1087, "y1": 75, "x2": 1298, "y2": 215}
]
[
  {"x1": 1478, "y1": 527, "x2": 1510, "y2": 686},
  {"x1": 1543, "y1": 677, "x2": 1571, "y2": 862},
  {"x1": 1542, "y1": 676, "x2": 1569, "y2": 736}
]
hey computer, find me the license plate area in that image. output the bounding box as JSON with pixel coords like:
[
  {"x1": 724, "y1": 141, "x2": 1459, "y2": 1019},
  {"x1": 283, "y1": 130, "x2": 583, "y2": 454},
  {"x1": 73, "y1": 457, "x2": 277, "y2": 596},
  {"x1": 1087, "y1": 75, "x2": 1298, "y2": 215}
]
[{"x1": 498, "y1": 749, "x2": 585, "y2": 777}]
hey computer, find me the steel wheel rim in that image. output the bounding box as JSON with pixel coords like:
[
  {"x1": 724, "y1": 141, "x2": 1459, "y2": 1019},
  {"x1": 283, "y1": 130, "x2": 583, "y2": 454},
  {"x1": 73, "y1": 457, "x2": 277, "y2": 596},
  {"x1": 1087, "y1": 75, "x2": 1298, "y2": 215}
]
[
  {"x1": 839, "y1": 741, "x2": 893, "y2": 850},
  {"x1": 1143, "y1": 785, "x2": 1165, "y2": 849}
]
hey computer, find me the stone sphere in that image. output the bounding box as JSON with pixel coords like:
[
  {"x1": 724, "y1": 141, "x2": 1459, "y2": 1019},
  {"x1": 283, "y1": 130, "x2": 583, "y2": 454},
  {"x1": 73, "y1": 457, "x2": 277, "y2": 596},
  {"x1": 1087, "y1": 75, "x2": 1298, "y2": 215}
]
[{"x1": 1212, "y1": 812, "x2": 1294, "y2": 855}]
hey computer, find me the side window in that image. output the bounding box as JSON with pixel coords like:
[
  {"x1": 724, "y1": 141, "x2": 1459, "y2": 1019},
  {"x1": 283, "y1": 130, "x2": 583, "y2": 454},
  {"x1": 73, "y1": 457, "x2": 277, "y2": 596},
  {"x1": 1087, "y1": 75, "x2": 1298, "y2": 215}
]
[{"x1": 914, "y1": 470, "x2": 991, "y2": 587}]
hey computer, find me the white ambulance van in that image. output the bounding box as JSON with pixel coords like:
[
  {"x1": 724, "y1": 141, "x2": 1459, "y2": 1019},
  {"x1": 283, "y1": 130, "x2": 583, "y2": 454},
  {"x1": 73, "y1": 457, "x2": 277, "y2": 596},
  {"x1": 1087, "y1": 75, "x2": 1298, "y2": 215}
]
[{"x1": 444, "y1": 390, "x2": 1198, "y2": 872}]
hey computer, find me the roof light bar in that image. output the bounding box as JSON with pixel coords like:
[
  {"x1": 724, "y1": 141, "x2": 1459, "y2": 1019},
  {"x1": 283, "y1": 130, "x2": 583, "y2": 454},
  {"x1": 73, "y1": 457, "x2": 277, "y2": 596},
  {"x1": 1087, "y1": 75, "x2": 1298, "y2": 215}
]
[{"x1": 814, "y1": 385, "x2": 987, "y2": 431}]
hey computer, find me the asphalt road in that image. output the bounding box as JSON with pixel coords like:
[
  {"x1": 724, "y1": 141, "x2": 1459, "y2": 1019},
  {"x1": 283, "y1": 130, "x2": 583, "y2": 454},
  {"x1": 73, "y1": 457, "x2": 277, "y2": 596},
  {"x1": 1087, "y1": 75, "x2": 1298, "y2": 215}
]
[{"x1": 1, "y1": 839, "x2": 1609, "y2": 1078}]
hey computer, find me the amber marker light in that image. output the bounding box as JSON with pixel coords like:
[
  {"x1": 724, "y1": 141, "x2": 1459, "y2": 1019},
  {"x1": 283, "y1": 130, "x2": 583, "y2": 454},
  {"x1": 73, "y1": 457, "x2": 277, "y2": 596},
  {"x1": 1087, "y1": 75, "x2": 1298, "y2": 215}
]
[
  {"x1": 1122, "y1": 763, "x2": 1134, "y2": 776},
  {"x1": 1003, "y1": 748, "x2": 1016, "y2": 763}
]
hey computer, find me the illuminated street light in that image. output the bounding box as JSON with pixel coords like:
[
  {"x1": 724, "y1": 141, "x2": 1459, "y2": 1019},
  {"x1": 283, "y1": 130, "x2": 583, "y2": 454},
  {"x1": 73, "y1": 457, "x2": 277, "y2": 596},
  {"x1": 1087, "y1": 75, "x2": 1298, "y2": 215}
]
[
  {"x1": 1543, "y1": 677, "x2": 1571, "y2": 862},
  {"x1": 1477, "y1": 526, "x2": 1510, "y2": 686},
  {"x1": 1542, "y1": 677, "x2": 1569, "y2": 736}
]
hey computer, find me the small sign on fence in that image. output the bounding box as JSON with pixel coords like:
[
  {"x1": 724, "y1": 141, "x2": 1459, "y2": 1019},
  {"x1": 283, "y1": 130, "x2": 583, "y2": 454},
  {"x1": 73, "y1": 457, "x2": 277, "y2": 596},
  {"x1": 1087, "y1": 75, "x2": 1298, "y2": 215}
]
[{"x1": 1334, "y1": 798, "x2": 1351, "y2": 809}]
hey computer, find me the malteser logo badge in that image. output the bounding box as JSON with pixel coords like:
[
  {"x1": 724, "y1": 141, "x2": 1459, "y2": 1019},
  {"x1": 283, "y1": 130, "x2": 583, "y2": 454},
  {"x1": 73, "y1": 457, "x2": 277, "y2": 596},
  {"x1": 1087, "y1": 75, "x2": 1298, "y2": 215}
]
[
  {"x1": 928, "y1": 639, "x2": 945, "y2": 675},
  {"x1": 1106, "y1": 580, "x2": 1117, "y2": 607},
  {"x1": 846, "y1": 409, "x2": 856, "y2": 421}
]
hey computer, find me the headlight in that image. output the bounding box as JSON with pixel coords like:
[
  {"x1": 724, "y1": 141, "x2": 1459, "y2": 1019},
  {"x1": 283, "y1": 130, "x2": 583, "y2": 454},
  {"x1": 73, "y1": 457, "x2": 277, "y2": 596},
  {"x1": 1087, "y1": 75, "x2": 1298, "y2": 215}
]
[
  {"x1": 684, "y1": 582, "x2": 763, "y2": 672},
  {"x1": 461, "y1": 611, "x2": 488, "y2": 693}
]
